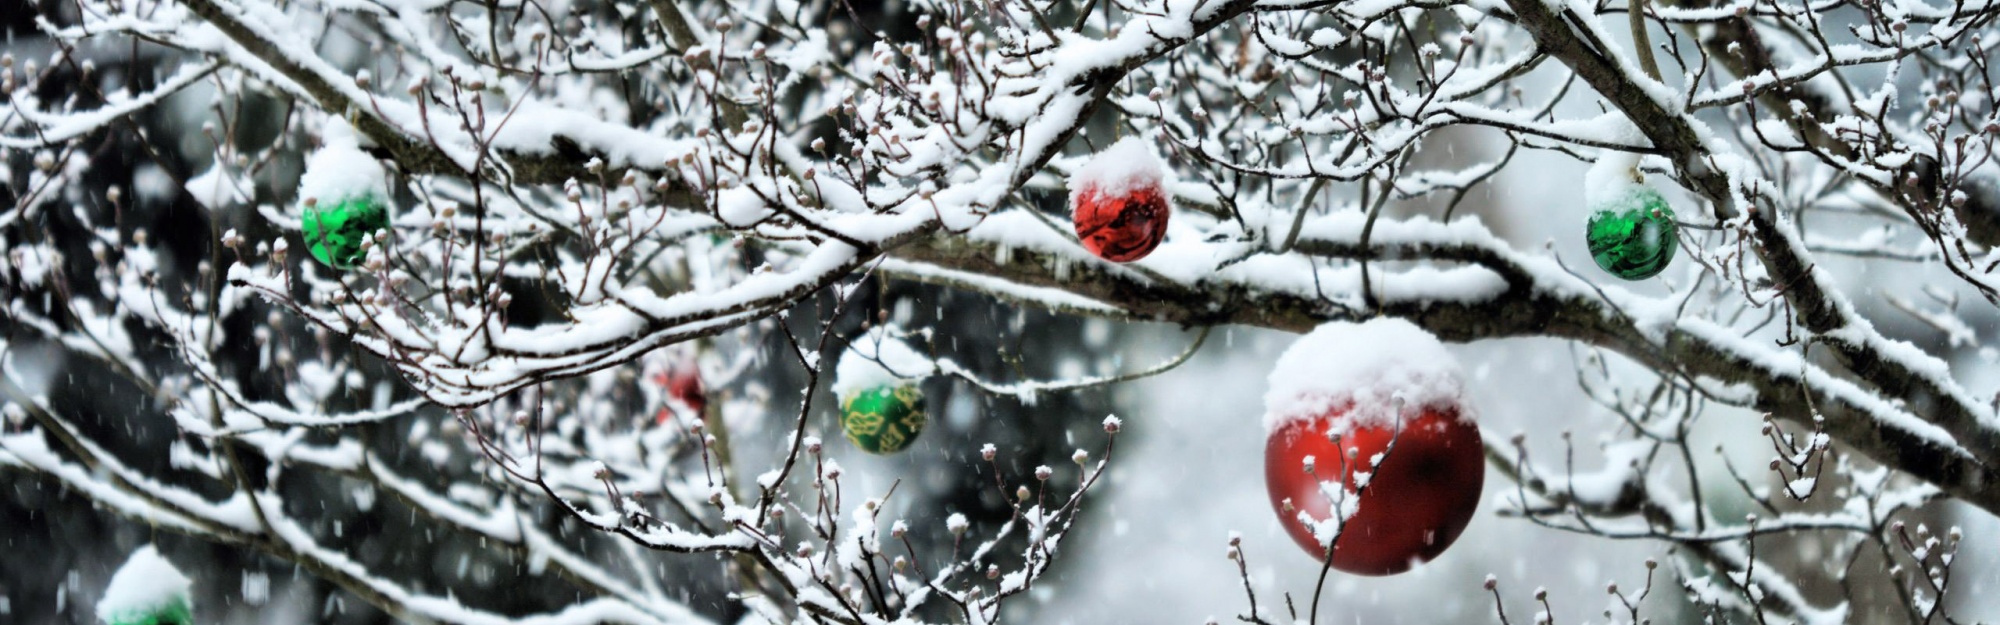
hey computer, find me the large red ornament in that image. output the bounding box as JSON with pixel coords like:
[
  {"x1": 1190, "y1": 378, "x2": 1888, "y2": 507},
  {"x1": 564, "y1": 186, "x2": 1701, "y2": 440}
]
[
  {"x1": 651, "y1": 361, "x2": 707, "y2": 424},
  {"x1": 1264, "y1": 403, "x2": 1484, "y2": 576},
  {"x1": 1072, "y1": 183, "x2": 1170, "y2": 262}
]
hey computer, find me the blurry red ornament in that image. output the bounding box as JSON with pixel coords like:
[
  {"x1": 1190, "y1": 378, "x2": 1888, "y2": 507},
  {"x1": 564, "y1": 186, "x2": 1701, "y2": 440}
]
[
  {"x1": 651, "y1": 360, "x2": 707, "y2": 424},
  {"x1": 1069, "y1": 137, "x2": 1172, "y2": 263},
  {"x1": 1264, "y1": 403, "x2": 1483, "y2": 576}
]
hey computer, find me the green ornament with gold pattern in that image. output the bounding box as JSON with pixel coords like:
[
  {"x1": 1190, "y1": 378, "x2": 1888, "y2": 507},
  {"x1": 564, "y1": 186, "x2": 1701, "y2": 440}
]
[{"x1": 839, "y1": 384, "x2": 927, "y2": 454}]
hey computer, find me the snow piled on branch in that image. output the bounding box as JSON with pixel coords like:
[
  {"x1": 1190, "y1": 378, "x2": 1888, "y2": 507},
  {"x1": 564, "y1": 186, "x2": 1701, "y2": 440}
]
[
  {"x1": 1068, "y1": 136, "x2": 1167, "y2": 199},
  {"x1": 183, "y1": 163, "x2": 249, "y2": 208},
  {"x1": 831, "y1": 333, "x2": 933, "y2": 397},
  {"x1": 1263, "y1": 318, "x2": 1470, "y2": 432},
  {"x1": 97, "y1": 545, "x2": 192, "y2": 624}
]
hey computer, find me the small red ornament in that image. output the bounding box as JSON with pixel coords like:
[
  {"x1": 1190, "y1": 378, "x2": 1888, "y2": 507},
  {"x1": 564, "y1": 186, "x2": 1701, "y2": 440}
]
[
  {"x1": 1070, "y1": 137, "x2": 1171, "y2": 263},
  {"x1": 1264, "y1": 403, "x2": 1484, "y2": 576},
  {"x1": 651, "y1": 360, "x2": 707, "y2": 424}
]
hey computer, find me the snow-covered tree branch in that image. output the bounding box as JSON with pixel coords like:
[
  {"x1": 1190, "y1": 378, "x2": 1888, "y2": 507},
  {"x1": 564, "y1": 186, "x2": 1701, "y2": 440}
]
[{"x1": 5, "y1": 0, "x2": 2000, "y2": 619}]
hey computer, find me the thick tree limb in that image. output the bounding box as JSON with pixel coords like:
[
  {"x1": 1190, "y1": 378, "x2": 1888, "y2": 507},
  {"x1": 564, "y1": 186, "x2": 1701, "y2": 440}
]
[{"x1": 890, "y1": 221, "x2": 2000, "y2": 516}]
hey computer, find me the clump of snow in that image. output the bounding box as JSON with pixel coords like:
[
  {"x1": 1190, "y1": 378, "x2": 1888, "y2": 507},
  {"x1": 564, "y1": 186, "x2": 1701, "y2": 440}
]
[
  {"x1": 1584, "y1": 150, "x2": 1645, "y2": 210},
  {"x1": 1069, "y1": 136, "x2": 1167, "y2": 200},
  {"x1": 831, "y1": 333, "x2": 933, "y2": 397},
  {"x1": 9, "y1": 244, "x2": 55, "y2": 287},
  {"x1": 716, "y1": 186, "x2": 772, "y2": 226},
  {"x1": 97, "y1": 545, "x2": 192, "y2": 625},
  {"x1": 133, "y1": 164, "x2": 177, "y2": 204},
  {"x1": 297, "y1": 125, "x2": 388, "y2": 207},
  {"x1": 184, "y1": 163, "x2": 249, "y2": 208},
  {"x1": 1263, "y1": 318, "x2": 1470, "y2": 432}
]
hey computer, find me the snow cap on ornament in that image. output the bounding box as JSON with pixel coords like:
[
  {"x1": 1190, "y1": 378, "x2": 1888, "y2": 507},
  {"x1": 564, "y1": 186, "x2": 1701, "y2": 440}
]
[
  {"x1": 832, "y1": 333, "x2": 934, "y2": 398},
  {"x1": 1583, "y1": 151, "x2": 1647, "y2": 209},
  {"x1": 97, "y1": 545, "x2": 194, "y2": 625},
  {"x1": 1069, "y1": 136, "x2": 1172, "y2": 263},
  {"x1": 834, "y1": 334, "x2": 935, "y2": 454},
  {"x1": 1263, "y1": 317, "x2": 1472, "y2": 434},
  {"x1": 299, "y1": 120, "x2": 392, "y2": 270}
]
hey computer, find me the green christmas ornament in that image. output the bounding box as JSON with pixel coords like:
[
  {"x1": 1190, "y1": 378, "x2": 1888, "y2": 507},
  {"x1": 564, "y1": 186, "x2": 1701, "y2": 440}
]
[
  {"x1": 302, "y1": 195, "x2": 389, "y2": 270},
  {"x1": 101, "y1": 601, "x2": 192, "y2": 625},
  {"x1": 1586, "y1": 185, "x2": 1679, "y2": 280},
  {"x1": 840, "y1": 384, "x2": 927, "y2": 454},
  {"x1": 97, "y1": 545, "x2": 194, "y2": 625},
  {"x1": 296, "y1": 136, "x2": 392, "y2": 271}
]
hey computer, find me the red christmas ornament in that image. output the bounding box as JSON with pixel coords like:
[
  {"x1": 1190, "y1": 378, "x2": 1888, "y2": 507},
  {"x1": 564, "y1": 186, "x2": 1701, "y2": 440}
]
[
  {"x1": 1261, "y1": 319, "x2": 1484, "y2": 576},
  {"x1": 1264, "y1": 403, "x2": 1484, "y2": 576},
  {"x1": 1072, "y1": 184, "x2": 1169, "y2": 262},
  {"x1": 651, "y1": 360, "x2": 707, "y2": 424},
  {"x1": 1070, "y1": 137, "x2": 1171, "y2": 263}
]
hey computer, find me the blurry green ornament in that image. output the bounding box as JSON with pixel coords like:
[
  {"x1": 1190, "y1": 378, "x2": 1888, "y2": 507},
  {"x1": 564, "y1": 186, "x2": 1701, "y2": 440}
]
[
  {"x1": 97, "y1": 545, "x2": 194, "y2": 625},
  {"x1": 1586, "y1": 185, "x2": 1679, "y2": 280},
  {"x1": 302, "y1": 195, "x2": 388, "y2": 270},
  {"x1": 840, "y1": 384, "x2": 927, "y2": 454},
  {"x1": 102, "y1": 601, "x2": 192, "y2": 625}
]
